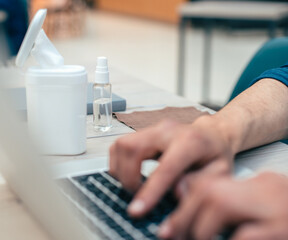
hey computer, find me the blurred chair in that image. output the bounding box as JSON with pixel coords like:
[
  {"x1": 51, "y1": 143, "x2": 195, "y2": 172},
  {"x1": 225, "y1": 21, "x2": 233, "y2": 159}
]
[
  {"x1": 212, "y1": 37, "x2": 288, "y2": 144},
  {"x1": 31, "y1": 0, "x2": 86, "y2": 38},
  {"x1": 177, "y1": 1, "x2": 288, "y2": 103},
  {"x1": 228, "y1": 37, "x2": 288, "y2": 102},
  {"x1": 204, "y1": 37, "x2": 288, "y2": 112}
]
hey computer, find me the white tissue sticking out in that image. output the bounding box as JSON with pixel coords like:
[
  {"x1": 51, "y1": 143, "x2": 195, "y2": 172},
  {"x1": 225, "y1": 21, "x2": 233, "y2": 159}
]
[{"x1": 31, "y1": 29, "x2": 64, "y2": 68}]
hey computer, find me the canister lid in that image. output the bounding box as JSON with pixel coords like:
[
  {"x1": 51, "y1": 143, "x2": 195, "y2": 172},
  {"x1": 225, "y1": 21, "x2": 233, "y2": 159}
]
[
  {"x1": 27, "y1": 65, "x2": 86, "y2": 76},
  {"x1": 15, "y1": 9, "x2": 47, "y2": 68},
  {"x1": 26, "y1": 65, "x2": 87, "y2": 85}
]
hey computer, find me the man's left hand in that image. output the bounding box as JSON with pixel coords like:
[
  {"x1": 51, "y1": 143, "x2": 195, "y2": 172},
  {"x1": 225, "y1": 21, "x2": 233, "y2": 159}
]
[{"x1": 159, "y1": 171, "x2": 288, "y2": 240}]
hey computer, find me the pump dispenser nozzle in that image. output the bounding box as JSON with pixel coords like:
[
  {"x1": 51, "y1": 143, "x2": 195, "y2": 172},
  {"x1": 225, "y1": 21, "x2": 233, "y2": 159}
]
[
  {"x1": 96, "y1": 57, "x2": 108, "y2": 72},
  {"x1": 95, "y1": 57, "x2": 109, "y2": 84}
]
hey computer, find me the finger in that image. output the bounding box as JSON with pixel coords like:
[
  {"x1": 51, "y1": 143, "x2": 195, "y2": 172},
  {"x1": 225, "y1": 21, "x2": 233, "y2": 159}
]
[
  {"x1": 193, "y1": 180, "x2": 258, "y2": 240},
  {"x1": 173, "y1": 159, "x2": 231, "y2": 200},
  {"x1": 159, "y1": 168, "x2": 234, "y2": 239},
  {"x1": 192, "y1": 176, "x2": 276, "y2": 240},
  {"x1": 128, "y1": 137, "x2": 206, "y2": 217},
  {"x1": 128, "y1": 136, "x2": 231, "y2": 217},
  {"x1": 173, "y1": 170, "x2": 199, "y2": 199},
  {"x1": 109, "y1": 143, "x2": 118, "y2": 179},
  {"x1": 158, "y1": 172, "x2": 221, "y2": 239},
  {"x1": 158, "y1": 189, "x2": 203, "y2": 239},
  {"x1": 174, "y1": 175, "x2": 190, "y2": 199},
  {"x1": 192, "y1": 158, "x2": 232, "y2": 177},
  {"x1": 186, "y1": 174, "x2": 232, "y2": 240},
  {"x1": 192, "y1": 196, "x2": 228, "y2": 240},
  {"x1": 157, "y1": 172, "x2": 216, "y2": 239},
  {"x1": 116, "y1": 139, "x2": 144, "y2": 193},
  {"x1": 109, "y1": 121, "x2": 179, "y2": 192},
  {"x1": 231, "y1": 224, "x2": 283, "y2": 240}
]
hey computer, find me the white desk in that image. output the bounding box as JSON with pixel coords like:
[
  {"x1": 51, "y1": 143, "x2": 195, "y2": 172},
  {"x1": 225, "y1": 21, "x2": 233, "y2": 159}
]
[{"x1": 1, "y1": 73, "x2": 288, "y2": 239}]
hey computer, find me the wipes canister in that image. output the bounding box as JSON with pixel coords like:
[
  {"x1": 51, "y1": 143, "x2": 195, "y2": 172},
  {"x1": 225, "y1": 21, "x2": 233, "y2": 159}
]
[{"x1": 16, "y1": 9, "x2": 87, "y2": 155}]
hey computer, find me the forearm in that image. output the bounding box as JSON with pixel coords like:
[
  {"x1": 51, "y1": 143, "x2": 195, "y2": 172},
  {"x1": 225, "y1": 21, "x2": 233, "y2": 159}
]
[{"x1": 212, "y1": 78, "x2": 288, "y2": 154}]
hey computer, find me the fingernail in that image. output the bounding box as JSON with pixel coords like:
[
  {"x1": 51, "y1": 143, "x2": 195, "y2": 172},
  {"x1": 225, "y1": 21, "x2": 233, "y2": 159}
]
[
  {"x1": 128, "y1": 200, "x2": 145, "y2": 214},
  {"x1": 158, "y1": 222, "x2": 172, "y2": 238}
]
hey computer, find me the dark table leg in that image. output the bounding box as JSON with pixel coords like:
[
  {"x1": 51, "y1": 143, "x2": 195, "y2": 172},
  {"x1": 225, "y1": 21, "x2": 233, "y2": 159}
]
[
  {"x1": 202, "y1": 20, "x2": 213, "y2": 103},
  {"x1": 177, "y1": 17, "x2": 188, "y2": 96}
]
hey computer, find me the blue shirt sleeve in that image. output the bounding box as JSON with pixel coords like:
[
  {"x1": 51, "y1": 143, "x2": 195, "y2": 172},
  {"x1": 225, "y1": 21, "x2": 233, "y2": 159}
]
[
  {"x1": 250, "y1": 63, "x2": 288, "y2": 144},
  {"x1": 250, "y1": 62, "x2": 288, "y2": 87}
]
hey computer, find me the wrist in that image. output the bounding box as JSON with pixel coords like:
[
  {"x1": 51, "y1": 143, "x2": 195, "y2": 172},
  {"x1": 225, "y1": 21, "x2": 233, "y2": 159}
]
[
  {"x1": 193, "y1": 114, "x2": 241, "y2": 156},
  {"x1": 211, "y1": 108, "x2": 253, "y2": 154}
]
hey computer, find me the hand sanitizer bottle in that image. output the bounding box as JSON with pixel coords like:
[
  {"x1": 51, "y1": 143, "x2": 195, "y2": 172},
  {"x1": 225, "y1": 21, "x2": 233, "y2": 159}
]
[{"x1": 93, "y1": 57, "x2": 112, "y2": 132}]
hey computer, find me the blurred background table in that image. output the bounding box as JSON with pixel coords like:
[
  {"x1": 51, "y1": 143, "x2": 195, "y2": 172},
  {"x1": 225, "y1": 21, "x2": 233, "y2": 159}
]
[{"x1": 178, "y1": 1, "x2": 288, "y2": 103}]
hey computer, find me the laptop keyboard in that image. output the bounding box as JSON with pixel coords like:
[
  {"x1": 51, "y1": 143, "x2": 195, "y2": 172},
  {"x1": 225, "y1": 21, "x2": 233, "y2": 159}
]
[
  {"x1": 59, "y1": 171, "x2": 176, "y2": 240},
  {"x1": 59, "y1": 171, "x2": 232, "y2": 240}
]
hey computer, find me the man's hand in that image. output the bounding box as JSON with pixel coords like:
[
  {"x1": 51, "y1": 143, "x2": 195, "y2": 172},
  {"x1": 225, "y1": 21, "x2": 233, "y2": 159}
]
[
  {"x1": 109, "y1": 115, "x2": 235, "y2": 217},
  {"x1": 159, "y1": 172, "x2": 288, "y2": 240}
]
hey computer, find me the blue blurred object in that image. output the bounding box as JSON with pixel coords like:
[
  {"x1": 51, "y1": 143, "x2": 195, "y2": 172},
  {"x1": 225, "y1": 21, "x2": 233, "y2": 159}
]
[
  {"x1": 228, "y1": 37, "x2": 288, "y2": 102},
  {"x1": 0, "y1": 0, "x2": 28, "y2": 56}
]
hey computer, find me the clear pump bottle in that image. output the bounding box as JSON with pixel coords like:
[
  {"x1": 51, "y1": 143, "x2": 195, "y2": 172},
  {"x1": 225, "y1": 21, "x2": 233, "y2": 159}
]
[{"x1": 93, "y1": 57, "x2": 112, "y2": 131}]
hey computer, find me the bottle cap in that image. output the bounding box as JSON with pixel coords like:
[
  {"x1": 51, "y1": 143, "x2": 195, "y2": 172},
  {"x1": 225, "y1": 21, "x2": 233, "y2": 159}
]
[{"x1": 95, "y1": 57, "x2": 109, "y2": 84}]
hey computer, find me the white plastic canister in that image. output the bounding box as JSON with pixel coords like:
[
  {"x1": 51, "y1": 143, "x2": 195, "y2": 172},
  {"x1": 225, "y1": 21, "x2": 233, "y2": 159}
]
[
  {"x1": 26, "y1": 66, "x2": 87, "y2": 155},
  {"x1": 16, "y1": 9, "x2": 88, "y2": 155}
]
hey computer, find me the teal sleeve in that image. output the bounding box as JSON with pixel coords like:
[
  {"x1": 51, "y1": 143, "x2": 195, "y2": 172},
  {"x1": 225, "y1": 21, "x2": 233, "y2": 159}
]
[
  {"x1": 250, "y1": 63, "x2": 288, "y2": 87},
  {"x1": 250, "y1": 63, "x2": 288, "y2": 144}
]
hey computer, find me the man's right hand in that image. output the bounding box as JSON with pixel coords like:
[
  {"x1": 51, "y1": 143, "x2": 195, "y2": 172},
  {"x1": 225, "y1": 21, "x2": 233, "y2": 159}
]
[{"x1": 109, "y1": 115, "x2": 235, "y2": 218}]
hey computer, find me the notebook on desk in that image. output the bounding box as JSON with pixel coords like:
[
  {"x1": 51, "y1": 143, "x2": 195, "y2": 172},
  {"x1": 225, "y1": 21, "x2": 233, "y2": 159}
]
[{"x1": 6, "y1": 82, "x2": 126, "y2": 116}]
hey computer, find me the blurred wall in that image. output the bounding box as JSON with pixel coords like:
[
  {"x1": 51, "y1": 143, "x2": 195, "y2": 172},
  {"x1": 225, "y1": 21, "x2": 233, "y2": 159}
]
[
  {"x1": 97, "y1": 0, "x2": 187, "y2": 23},
  {"x1": 30, "y1": 0, "x2": 86, "y2": 39}
]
